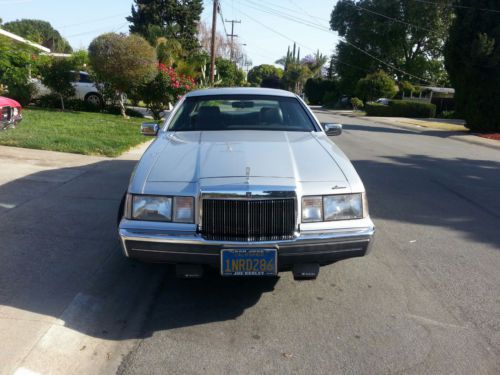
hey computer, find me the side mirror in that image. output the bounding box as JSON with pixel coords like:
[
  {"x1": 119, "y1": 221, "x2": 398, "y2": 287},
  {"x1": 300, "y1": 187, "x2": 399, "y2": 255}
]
[
  {"x1": 322, "y1": 123, "x2": 342, "y2": 136},
  {"x1": 141, "y1": 122, "x2": 159, "y2": 136}
]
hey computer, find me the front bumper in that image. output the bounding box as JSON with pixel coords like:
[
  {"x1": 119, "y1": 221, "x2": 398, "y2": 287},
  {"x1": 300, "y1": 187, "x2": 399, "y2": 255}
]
[{"x1": 118, "y1": 223, "x2": 375, "y2": 270}]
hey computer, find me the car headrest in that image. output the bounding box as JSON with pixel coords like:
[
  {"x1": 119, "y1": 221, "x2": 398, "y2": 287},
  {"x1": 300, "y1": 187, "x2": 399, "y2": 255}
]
[
  {"x1": 197, "y1": 106, "x2": 222, "y2": 130},
  {"x1": 260, "y1": 107, "x2": 283, "y2": 125}
]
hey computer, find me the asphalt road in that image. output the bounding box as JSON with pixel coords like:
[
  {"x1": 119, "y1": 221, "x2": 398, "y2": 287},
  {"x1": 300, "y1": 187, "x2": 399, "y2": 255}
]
[
  {"x1": 1, "y1": 111, "x2": 499, "y2": 375},
  {"x1": 117, "y1": 112, "x2": 500, "y2": 375}
]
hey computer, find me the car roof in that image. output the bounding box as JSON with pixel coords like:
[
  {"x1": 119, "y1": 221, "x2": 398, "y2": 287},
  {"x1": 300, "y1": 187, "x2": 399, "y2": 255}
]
[{"x1": 185, "y1": 87, "x2": 297, "y2": 98}]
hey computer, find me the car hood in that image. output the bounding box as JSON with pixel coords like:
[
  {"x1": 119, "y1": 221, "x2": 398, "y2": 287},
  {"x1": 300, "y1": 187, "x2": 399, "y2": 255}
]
[
  {"x1": 0, "y1": 96, "x2": 21, "y2": 108},
  {"x1": 144, "y1": 131, "x2": 349, "y2": 185}
]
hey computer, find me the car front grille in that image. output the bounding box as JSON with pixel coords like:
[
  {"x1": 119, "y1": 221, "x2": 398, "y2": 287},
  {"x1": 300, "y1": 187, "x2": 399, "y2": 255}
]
[
  {"x1": 202, "y1": 198, "x2": 296, "y2": 241},
  {"x1": 1, "y1": 106, "x2": 12, "y2": 123}
]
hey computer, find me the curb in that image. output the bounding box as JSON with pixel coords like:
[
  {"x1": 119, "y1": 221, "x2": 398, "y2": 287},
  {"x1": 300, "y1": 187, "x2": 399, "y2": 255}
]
[
  {"x1": 448, "y1": 134, "x2": 500, "y2": 151},
  {"x1": 333, "y1": 112, "x2": 500, "y2": 151}
]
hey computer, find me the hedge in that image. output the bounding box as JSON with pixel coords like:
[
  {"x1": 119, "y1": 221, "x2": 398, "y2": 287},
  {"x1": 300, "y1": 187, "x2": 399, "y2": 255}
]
[
  {"x1": 364, "y1": 102, "x2": 392, "y2": 116},
  {"x1": 365, "y1": 100, "x2": 436, "y2": 118}
]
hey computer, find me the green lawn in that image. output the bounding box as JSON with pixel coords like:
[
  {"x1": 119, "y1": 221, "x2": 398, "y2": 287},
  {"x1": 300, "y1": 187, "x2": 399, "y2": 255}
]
[{"x1": 0, "y1": 107, "x2": 147, "y2": 157}]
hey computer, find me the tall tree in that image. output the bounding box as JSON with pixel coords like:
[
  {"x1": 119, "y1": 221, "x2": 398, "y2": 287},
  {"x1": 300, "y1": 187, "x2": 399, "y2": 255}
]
[
  {"x1": 39, "y1": 58, "x2": 77, "y2": 111},
  {"x1": 127, "y1": 0, "x2": 203, "y2": 53},
  {"x1": 214, "y1": 57, "x2": 245, "y2": 87},
  {"x1": 301, "y1": 50, "x2": 328, "y2": 78},
  {"x1": 88, "y1": 33, "x2": 156, "y2": 118},
  {"x1": 444, "y1": 0, "x2": 500, "y2": 132},
  {"x1": 330, "y1": 0, "x2": 452, "y2": 94},
  {"x1": 2, "y1": 19, "x2": 72, "y2": 53}
]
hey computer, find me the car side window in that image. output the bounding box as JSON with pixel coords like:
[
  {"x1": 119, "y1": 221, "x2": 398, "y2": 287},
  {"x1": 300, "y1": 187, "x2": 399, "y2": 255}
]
[{"x1": 79, "y1": 73, "x2": 92, "y2": 83}]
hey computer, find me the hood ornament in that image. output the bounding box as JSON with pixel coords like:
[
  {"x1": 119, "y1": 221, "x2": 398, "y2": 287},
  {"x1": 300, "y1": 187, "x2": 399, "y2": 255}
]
[{"x1": 246, "y1": 167, "x2": 251, "y2": 184}]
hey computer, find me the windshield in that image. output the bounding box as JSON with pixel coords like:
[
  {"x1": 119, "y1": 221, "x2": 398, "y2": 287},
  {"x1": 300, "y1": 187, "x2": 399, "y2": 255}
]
[{"x1": 167, "y1": 95, "x2": 317, "y2": 132}]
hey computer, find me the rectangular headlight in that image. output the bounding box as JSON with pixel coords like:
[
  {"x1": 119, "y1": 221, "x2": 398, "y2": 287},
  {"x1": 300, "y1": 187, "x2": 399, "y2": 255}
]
[
  {"x1": 173, "y1": 196, "x2": 194, "y2": 223},
  {"x1": 324, "y1": 194, "x2": 363, "y2": 221},
  {"x1": 132, "y1": 195, "x2": 172, "y2": 221},
  {"x1": 302, "y1": 196, "x2": 323, "y2": 222}
]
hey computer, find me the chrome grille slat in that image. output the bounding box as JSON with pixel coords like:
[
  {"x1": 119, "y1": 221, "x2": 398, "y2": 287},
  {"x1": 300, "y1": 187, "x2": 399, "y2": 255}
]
[{"x1": 202, "y1": 198, "x2": 295, "y2": 241}]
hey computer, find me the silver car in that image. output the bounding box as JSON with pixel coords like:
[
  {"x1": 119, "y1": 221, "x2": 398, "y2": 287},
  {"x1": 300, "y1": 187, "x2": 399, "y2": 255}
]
[{"x1": 118, "y1": 88, "x2": 374, "y2": 279}]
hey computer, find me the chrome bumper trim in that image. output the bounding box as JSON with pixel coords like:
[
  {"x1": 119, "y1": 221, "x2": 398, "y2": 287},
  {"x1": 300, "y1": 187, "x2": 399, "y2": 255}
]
[{"x1": 119, "y1": 226, "x2": 375, "y2": 257}]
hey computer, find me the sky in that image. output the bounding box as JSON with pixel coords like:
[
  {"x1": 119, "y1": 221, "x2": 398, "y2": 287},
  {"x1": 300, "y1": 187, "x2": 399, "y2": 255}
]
[{"x1": 0, "y1": 0, "x2": 340, "y2": 67}]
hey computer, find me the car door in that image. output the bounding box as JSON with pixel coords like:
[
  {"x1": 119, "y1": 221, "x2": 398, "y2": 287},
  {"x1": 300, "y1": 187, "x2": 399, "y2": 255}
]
[{"x1": 73, "y1": 72, "x2": 94, "y2": 100}]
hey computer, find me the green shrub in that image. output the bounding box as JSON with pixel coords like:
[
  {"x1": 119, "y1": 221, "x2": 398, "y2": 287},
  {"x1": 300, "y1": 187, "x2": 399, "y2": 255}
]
[
  {"x1": 365, "y1": 102, "x2": 393, "y2": 116},
  {"x1": 350, "y1": 97, "x2": 364, "y2": 110},
  {"x1": 304, "y1": 78, "x2": 339, "y2": 105},
  {"x1": 365, "y1": 100, "x2": 436, "y2": 118},
  {"x1": 39, "y1": 58, "x2": 78, "y2": 110},
  {"x1": 389, "y1": 100, "x2": 436, "y2": 118},
  {"x1": 37, "y1": 94, "x2": 98, "y2": 112},
  {"x1": 35, "y1": 95, "x2": 143, "y2": 117},
  {"x1": 439, "y1": 110, "x2": 463, "y2": 120},
  {"x1": 7, "y1": 82, "x2": 36, "y2": 106},
  {"x1": 322, "y1": 91, "x2": 340, "y2": 108},
  {"x1": 356, "y1": 70, "x2": 397, "y2": 102}
]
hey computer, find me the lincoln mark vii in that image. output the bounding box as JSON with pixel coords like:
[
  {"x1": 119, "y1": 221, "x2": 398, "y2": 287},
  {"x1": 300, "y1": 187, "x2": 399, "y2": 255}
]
[{"x1": 118, "y1": 88, "x2": 375, "y2": 279}]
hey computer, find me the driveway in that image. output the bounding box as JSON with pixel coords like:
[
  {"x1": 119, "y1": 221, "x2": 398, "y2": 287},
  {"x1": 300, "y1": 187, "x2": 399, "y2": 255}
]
[{"x1": 0, "y1": 143, "x2": 162, "y2": 375}]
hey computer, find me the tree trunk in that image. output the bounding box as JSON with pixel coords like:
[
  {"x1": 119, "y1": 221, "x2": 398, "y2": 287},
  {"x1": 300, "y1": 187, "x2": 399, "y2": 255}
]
[
  {"x1": 119, "y1": 92, "x2": 128, "y2": 119},
  {"x1": 60, "y1": 94, "x2": 65, "y2": 111}
]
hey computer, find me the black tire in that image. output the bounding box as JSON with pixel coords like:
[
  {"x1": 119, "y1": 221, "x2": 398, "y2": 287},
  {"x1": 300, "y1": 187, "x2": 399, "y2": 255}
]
[
  {"x1": 117, "y1": 193, "x2": 126, "y2": 227},
  {"x1": 85, "y1": 93, "x2": 103, "y2": 107}
]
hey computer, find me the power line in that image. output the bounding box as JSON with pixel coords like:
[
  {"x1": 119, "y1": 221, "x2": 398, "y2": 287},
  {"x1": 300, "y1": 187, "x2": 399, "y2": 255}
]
[
  {"x1": 65, "y1": 23, "x2": 127, "y2": 38},
  {"x1": 346, "y1": 2, "x2": 437, "y2": 33},
  {"x1": 234, "y1": 6, "x2": 315, "y2": 53},
  {"x1": 217, "y1": 0, "x2": 229, "y2": 37},
  {"x1": 225, "y1": 19, "x2": 241, "y2": 61},
  {"x1": 56, "y1": 13, "x2": 128, "y2": 29},
  {"x1": 244, "y1": 0, "x2": 331, "y2": 32},
  {"x1": 408, "y1": 0, "x2": 500, "y2": 13},
  {"x1": 235, "y1": 5, "x2": 369, "y2": 74},
  {"x1": 288, "y1": 0, "x2": 320, "y2": 23},
  {"x1": 251, "y1": 0, "x2": 330, "y2": 23},
  {"x1": 238, "y1": 1, "x2": 435, "y2": 84}
]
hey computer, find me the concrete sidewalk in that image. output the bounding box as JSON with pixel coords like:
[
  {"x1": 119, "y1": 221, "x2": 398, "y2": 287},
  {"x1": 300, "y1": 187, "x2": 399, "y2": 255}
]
[{"x1": 0, "y1": 141, "x2": 156, "y2": 375}]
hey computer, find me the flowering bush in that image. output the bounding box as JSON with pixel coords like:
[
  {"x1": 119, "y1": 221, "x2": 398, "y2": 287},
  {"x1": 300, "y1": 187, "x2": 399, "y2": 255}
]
[{"x1": 141, "y1": 64, "x2": 195, "y2": 120}]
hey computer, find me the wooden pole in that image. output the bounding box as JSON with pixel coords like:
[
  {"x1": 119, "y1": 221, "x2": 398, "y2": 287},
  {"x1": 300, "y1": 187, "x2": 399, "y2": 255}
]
[{"x1": 210, "y1": 0, "x2": 218, "y2": 85}]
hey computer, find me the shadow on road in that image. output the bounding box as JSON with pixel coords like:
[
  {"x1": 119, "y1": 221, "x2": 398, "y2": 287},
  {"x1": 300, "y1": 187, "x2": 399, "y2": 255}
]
[
  {"x1": 353, "y1": 154, "x2": 500, "y2": 248},
  {"x1": 144, "y1": 271, "x2": 277, "y2": 333},
  {"x1": 0, "y1": 159, "x2": 275, "y2": 344},
  {"x1": 342, "y1": 123, "x2": 459, "y2": 138}
]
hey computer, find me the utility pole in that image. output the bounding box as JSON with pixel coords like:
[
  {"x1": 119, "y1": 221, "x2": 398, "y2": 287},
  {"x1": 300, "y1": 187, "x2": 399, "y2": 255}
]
[
  {"x1": 225, "y1": 19, "x2": 241, "y2": 62},
  {"x1": 210, "y1": 0, "x2": 218, "y2": 85}
]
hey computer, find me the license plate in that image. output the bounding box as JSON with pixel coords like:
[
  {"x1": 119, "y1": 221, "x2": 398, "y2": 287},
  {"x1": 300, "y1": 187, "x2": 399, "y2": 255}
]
[{"x1": 221, "y1": 249, "x2": 277, "y2": 276}]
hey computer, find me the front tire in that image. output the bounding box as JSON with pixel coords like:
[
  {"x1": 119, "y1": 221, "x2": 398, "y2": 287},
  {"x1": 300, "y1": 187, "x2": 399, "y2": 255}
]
[
  {"x1": 117, "y1": 193, "x2": 126, "y2": 227},
  {"x1": 85, "y1": 93, "x2": 103, "y2": 108}
]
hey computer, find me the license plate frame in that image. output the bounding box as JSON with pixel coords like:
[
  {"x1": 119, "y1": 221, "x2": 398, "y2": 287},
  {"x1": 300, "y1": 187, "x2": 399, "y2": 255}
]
[{"x1": 220, "y1": 248, "x2": 278, "y2": 276}]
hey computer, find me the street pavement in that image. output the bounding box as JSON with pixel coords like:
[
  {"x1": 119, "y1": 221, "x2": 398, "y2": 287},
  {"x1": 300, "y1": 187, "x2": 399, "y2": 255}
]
[{"x1": 1, "y1": 111, "x2": 499, "y2": 374}]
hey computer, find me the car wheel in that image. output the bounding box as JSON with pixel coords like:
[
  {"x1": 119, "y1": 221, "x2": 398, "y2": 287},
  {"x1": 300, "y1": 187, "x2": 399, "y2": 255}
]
[{"x1": 85, "y1": 93, "x2": 103, "y2": 107}]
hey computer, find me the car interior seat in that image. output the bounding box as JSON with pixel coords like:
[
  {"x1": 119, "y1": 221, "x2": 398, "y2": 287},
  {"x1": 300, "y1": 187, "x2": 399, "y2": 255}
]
[
  {"x1": 196, "y1": 106, "x2": 223, "y2": 130},
  {"x1": 260, "y1": 107, "x2": 284, "y2": 125}
]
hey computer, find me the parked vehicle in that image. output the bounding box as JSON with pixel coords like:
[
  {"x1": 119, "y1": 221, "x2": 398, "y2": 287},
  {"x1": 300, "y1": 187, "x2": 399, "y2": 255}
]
[
  {"x1": 31, "y1": 71, "x2": 103, "y2": 106},
  {"x1": 0, "y1": 96, "x2": 23, "y2": 130},
  {"x1": 375, "y1": 98, "x2": 390, "y2": 105},
  {"x1": 117, "y1": 88, "x2": 375, "y2": 280}
]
